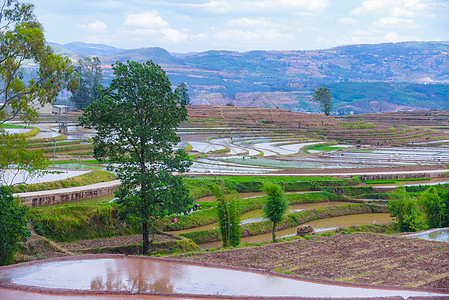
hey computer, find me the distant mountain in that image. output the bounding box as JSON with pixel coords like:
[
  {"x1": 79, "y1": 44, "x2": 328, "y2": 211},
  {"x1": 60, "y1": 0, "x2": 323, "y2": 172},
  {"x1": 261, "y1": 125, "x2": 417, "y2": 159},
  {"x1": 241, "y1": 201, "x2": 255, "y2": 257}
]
[
  {"x1": 49, "y1": 41, "x2": 449, "y2": 113},
  {"x1": 100, "y1": 47, "x2": 183, "y2": 66},
  {"x1": 62, "y1": 42, "x2": 124, "y2": 57}
]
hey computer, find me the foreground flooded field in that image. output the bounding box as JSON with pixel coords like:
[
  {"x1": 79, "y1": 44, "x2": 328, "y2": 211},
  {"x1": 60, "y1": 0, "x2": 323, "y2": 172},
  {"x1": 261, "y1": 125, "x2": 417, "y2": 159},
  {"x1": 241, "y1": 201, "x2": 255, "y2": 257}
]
[{"x1": 0, "y1": 256, "x2": 446, "y2": 299}]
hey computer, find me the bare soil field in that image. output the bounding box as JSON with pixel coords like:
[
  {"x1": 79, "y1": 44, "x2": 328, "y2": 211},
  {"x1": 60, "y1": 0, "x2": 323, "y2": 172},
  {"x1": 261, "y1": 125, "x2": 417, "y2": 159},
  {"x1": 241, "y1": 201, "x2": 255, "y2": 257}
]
[
  {"x1": 176, "y1": 232, "x2": 449, "y2": 291},
  {"x1": 59, "y1": 234, "x2": 177, "y2": 252}
]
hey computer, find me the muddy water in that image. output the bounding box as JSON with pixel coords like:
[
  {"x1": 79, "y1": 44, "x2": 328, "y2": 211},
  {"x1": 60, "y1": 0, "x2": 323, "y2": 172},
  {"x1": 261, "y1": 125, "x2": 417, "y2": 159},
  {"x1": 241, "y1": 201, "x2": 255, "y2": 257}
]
[
  {"x1": 169, "y1": 202, "x2": 352, "y2": 235},
  {"x1": 0, "y1": 257, "x2": 443, "y2": 298},
  {"x1": 200, "y1": 213, "x2": 393, "y2": 249}
]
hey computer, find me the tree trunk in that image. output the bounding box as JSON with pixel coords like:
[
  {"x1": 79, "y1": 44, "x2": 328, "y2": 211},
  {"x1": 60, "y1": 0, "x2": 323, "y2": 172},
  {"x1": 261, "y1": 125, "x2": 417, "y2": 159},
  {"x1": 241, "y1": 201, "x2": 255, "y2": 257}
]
[
  {"x1": 272, "y1": 222, "x2": 276, "y2": 242},
  {"x1": 142, "y1": 220, "x2": 149, "y2": 255}
]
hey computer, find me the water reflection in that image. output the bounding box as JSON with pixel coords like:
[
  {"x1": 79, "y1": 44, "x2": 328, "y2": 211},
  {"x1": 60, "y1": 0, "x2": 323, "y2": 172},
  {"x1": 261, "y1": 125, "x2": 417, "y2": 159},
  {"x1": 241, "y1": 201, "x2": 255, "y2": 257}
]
[
  {"x1": 89, "y1": 258, "x2": 178, "y2": 293},
  {"x1": 0, "y1": 257, "x2": 445, "y2": 298}
]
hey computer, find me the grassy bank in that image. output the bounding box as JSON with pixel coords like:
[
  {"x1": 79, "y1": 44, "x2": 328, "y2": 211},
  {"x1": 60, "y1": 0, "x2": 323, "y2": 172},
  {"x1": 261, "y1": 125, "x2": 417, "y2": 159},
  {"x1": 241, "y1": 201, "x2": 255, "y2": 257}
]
[
  {"x1": 186, "y1": 176, "x2": 361, "y2": 199},
  {"x1": 29, "y1": 203, "x2": 138, "y2": 242}
]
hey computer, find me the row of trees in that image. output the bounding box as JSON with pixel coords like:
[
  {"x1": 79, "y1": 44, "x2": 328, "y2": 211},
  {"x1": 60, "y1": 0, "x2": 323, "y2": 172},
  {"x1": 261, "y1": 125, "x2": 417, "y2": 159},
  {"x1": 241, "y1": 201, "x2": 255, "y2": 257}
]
[
  {"x1": 215, "y1": 181, "x2": 289, "y2": 248},
  {"x1": 388, "y1": 186, "x2": 449, "y2": 232}
]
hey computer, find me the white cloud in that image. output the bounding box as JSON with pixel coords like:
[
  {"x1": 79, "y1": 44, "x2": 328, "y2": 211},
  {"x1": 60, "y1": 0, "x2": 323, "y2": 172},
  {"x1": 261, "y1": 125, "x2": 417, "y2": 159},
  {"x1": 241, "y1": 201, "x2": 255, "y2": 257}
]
[
  {"x1": 124, "y1": 12, "x2": 169, "y2": 29},
  {"x1": 206, "y1": 27, "x2": 294, "y2": 45},
  {"x1": 180, "y1": 0, "x2": 329, "y2": 14},
  {"x1": 226, "y1": 18, "x2": 275, "y2": 28},
  {"x1": 160, "y1": 28, "x2": 188, "y2": 43},
  {"x1": 78, "y1": 20, "x2": 107, "y2": 33},
  {"x1": 349, "y1": 28, "x2": 417, "y2": 44},
  {"x1": 350, "y1": 0, "x2": 425, "y2": 16},
  {"x1": 338, "y1": 17, "x2": 357, "y2": 25},
  {"x1": 375, "y1": 17, "x2": 417, "y2": 28}
]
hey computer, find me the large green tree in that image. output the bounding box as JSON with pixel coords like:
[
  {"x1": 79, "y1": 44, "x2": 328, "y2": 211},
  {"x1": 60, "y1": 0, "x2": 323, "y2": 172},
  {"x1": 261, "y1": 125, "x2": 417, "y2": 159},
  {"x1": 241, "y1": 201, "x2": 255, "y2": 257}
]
[
  {"x1": 80, "y1": 60, "x2": 192, "y2": 255},
  {"x1": 262, "y1": 182, "x2": 288, "y2": 242},
  {"x1": 71, "y1": 57, "x2": 103, "y2": 110},
  {"x1": 312, "y1": 87, "x2": 333, "y2": 116},
  {"x1": 0, "y1": 186, "x2": 30, "y2": 265},
  {"x1": 0, "y1": 0, "x2": 78, "y2": 123}
]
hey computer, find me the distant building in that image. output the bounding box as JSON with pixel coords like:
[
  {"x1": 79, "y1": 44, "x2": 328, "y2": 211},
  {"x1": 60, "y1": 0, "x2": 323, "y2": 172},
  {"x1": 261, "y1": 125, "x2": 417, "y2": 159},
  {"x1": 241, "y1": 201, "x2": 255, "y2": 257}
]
[
  {"x1": 52, "y1": 105, "x2": 70, "y2": 115},
  {"x1": 30, "y1": 99, "x2": 53, "y2": 114}
]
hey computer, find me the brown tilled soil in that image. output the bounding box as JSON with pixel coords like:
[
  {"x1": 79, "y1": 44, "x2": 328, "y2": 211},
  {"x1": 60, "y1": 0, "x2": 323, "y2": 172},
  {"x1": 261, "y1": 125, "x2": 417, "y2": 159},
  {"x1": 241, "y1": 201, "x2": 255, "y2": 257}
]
[
  {"x1": 175, "y1": 232, "x2": 449, "y2": 290},
  {"x1": 18, "y1": 233, "x2": 179, "y2": 261}
]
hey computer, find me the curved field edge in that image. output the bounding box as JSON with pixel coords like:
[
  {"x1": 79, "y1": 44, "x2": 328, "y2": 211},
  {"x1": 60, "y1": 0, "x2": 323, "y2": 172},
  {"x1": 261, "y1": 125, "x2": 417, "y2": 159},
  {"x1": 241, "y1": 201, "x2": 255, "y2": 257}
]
[{"x1": 13, "y1": 170, "x2": 116, "y2": 193}]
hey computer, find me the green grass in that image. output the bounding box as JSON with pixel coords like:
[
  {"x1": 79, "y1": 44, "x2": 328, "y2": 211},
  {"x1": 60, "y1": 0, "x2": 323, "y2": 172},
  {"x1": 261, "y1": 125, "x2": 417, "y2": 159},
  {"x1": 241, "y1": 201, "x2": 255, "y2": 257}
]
[
  {"x1": 194, "y1": 175, "x2": 341, "y2": 183},
  {"x1": 53, "y1": 159, "x2": 108, "y2": 165},
  {"x1": 308, "y1": 146, "x2": 346, "y2": 151},
  {"x1": 0, "y1": 124, "x2": 33, "y2": 128},
  {"x1": 364, "y1": 178, "x2": 431, "y2": 184}
]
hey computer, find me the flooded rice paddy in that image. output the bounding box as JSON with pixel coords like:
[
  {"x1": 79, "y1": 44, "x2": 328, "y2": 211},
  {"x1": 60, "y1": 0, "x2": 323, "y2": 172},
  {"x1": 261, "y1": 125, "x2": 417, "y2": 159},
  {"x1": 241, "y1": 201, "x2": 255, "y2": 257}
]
[
  {"x1": 405, "y1": 228, "x2": 449, "y2": 242},
  {"x1": 0, "y1": 256, "x2": 444, "y2": 298},
  {"x1": 199, "y1": 213, "x2": 393, "y2": 249},
  {"x1": 170, "y1": 201, "x2": 353, "y2": 235}
]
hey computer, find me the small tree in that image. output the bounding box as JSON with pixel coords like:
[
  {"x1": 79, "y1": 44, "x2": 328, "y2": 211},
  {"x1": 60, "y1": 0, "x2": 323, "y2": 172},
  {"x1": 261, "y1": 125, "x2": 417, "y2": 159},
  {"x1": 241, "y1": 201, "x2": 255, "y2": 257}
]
[
  {"x1": 176, "y1": 82, "x2": 190, "y2": 106},
  {"x1": 213, "y1": 186, "x2": 241, "y2": 247},
  {"x1": 0, "y1": 186, "x2": 30, "y2": 265},
  {"x1": 71, "y1": 57, "x2": 103, "y2": 110},
  {"x1": 80, "y1": 60, "x2": 192, "y2": 255},
  {"x1": 312, "y1": 87, "x2": 332, "y2": 116},
  {"x1": 262, "y1": 182, "x2": 288, "y2": 242}
]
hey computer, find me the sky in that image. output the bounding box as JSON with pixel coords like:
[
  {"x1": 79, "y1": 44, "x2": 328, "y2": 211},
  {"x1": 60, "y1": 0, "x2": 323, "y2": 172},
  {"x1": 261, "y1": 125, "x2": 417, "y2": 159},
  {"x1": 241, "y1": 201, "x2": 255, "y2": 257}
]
[{"x1": 34, "y1": 0, "x2": 449, "y2": 53}]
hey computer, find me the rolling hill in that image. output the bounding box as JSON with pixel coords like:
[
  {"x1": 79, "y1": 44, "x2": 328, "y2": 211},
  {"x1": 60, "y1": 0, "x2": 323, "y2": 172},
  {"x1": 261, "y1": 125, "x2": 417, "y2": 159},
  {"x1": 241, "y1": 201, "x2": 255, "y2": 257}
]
[{"x1": 50, "y1": 41, "x2": 449, "y2": 114}]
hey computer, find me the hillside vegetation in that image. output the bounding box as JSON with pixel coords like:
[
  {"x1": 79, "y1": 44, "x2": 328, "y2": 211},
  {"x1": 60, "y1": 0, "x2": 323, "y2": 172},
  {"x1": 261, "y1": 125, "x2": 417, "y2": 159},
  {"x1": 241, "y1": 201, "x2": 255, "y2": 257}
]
[{"x1": 48, "y1": 41, "x2": 449, "y2": 113}]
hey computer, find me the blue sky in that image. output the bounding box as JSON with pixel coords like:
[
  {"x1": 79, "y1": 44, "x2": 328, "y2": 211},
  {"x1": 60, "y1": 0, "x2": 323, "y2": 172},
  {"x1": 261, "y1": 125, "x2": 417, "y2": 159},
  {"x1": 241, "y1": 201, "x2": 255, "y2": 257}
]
[{"x1": 34, "y1": 0, "x2": 449, "y2": 53}]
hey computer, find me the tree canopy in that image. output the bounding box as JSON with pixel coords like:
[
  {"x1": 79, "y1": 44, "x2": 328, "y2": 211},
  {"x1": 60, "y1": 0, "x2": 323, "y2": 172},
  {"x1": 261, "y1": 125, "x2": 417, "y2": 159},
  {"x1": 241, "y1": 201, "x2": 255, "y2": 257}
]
[
  {"x1": 80, "y1": 60, "x2": 192, "y2": 255},
  {"x1": 71, "y1": 57, "x2": 103, "y2": 110},
  {"x1": 312, "y1": 87, "x2": 333, "y2": 116},
  {"x1": 0, "y1": 0, "x2": 78, "y2": 123}
]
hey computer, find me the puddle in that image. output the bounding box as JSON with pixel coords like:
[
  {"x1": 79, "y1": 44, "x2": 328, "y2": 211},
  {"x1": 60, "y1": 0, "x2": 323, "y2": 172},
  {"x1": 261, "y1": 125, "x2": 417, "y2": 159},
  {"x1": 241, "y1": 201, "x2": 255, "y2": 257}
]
[{"x1": 0, "y1": 257, "x2": 444, "y2": 298}]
